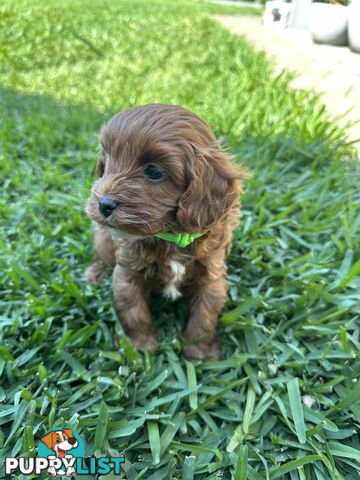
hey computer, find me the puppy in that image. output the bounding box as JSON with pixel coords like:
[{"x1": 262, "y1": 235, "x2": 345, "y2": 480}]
[
  {"x1": 85, "y1": 104, "x2": 249, "y2": 359},
  {"x1": 40, "y1": 429, "x2": 78, "y2": 476}
]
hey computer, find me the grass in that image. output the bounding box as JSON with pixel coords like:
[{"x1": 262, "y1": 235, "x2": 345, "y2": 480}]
[{"x1": 0, "y1": 0, "x2": 359, "y2": 478}]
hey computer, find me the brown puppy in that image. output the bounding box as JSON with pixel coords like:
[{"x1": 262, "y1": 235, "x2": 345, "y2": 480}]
[
  {"x1": 40, "y1": 429, "x2": 78, "y2": 456},
  {"x1": 85, "y1": 104, "x2": 249, "y2": 359}
]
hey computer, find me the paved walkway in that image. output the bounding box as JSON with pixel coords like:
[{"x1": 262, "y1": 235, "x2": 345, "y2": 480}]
[{"x1": 213, "y1": 15, "x2": 360, "y2": 147}]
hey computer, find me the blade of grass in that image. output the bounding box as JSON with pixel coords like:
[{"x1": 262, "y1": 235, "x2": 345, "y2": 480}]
[
  {"x1": 94, "y1": 401, "x2": 109, "y2": 451},
  {"x1": 287, "y1": 378, "x2": 306, "y2": 444},
  {"x1": 182, "y1": 456, "x2": 196, "y2": 480},
  {"x1": 243, "y1": 386, "x2": 256, "y2": 435},
  {"x1": 147, "y1": 421, "x2": 160, "y2": 465},
  {"x1": 234, "y1": 444, "x2": 248, "y2": 480},
  {"x1": 270, "y1": 455, "x2": 323, "y2": 479}
]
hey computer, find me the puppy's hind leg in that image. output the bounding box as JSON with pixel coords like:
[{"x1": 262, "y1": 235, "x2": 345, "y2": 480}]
[{"x1": 85, "y1": 225, "x2": 116, "y2": 284}]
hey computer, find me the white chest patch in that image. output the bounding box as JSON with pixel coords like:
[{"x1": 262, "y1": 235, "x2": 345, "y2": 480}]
[{"x1": 163, "y1": 260, "x2": 186, "y2": 301}]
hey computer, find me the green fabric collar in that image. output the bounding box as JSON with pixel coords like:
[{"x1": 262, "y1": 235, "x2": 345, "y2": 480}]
[{"x1": 154, "y1": 231, "x2": 204, "y2": 248}]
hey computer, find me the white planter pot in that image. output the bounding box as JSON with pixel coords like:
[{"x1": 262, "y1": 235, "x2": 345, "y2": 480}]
[
  {"x1": 308, "y1": 3, "x2": 348, "y2": 46},
  {"x1": 348, "y1": 1, "x2": 360, "y2": 53}
]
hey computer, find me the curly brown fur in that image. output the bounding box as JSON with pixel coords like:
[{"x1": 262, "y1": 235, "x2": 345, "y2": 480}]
[{"x1": 85, "y1": 104, "x2": 249, "y2": 359}]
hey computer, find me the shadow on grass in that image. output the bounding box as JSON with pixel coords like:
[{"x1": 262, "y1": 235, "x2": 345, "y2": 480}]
[
  {"x1": 1, "y1": 86, "x2": 359, "y2": 351},
  {"x1": 1, "y1": 87, "x2": 360, "y2": 478}
]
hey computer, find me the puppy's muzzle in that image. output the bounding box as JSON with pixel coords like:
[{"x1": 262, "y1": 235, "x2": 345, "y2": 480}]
[{"x1": 99, "y1": 196, "x2": 118, "y2": 218}]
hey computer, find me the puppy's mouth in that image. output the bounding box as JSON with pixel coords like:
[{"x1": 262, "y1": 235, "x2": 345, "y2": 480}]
[
  {"x1": 105, "y1": 226, "x2": 146, "y2": 240},
  {"x1": 95, "y1": 218, "x2": 162, "y2": 237},
  {"x1": 56, "y1": 445, "x2": 75, "y2": 457},
  {"x1": 86, "y1": 194, "x2": 172, "y2": 236},
  {"x1": 57, "y1": 447, "x2": 66, "y2": 458}
]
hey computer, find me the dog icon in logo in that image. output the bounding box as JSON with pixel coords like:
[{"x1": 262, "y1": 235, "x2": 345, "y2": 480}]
[{"x1": 40, "y1": 428, "x2": 78, "y2": 476}]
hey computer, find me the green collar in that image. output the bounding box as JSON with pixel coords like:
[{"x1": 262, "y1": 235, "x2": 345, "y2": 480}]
[{"x1": 154, "y1": 231, "x2": 204, "y2": 248}]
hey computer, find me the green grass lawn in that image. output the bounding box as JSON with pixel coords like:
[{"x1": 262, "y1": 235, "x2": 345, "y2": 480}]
[{"x1": 1, "y1": 0, "x2": 360, "y2": 478}]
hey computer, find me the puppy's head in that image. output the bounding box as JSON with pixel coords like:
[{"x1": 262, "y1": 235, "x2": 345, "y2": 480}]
[
  {"x1": 86, "y1": 104, "x2": 249, "y2": 236},
  {"x1": 40, "y1": 429, "x2": 78, "y2": 452}
]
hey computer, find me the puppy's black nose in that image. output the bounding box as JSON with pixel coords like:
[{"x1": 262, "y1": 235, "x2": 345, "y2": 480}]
[
  {"x1": 68, "y1": 437, "x2": 77, "y2": 445},
  {"x1": 98, "y1": 196, "x2": 118, "y2": 218}
]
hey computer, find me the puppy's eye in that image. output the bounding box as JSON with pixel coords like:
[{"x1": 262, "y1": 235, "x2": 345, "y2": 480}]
[{"x1": 144, "y1": 164, "x2": 164, "y2": 181}]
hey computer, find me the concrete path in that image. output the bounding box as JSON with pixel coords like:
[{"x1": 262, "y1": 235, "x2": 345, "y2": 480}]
[{"x1": 213, "y1": 15, "x2": 360, "y2": 147}]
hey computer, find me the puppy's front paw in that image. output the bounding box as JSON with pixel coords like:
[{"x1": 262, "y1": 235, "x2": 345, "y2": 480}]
[
  {"x1": 47, "y1": 467, "x2": 57, "y2": 477},
  {"x1": 66, "y1": 467, "x2": 75, "y2": 477},
  {"x1": 132, "y1": 333, "x2": 159, "y2": 352},
  {"x1": 183, "y1": 337, "x2": 222, "y2": 360},
  {"x1": 84, "y1": 261, "x2": 108, "y2": 284}
]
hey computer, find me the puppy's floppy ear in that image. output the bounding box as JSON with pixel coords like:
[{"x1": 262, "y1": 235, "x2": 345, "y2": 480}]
[
  {"x1": 41, "y1": 432, "x2": 56, "y2": 450},
  {"x1": 95, "y1": 152, "x2": 105, "y2": 178},
  {"x1": 96, "y1": 129, "x2": 107, "y2": 178},
  {"x1": 176, "y1": 141, "x2": 250, "y2": 233}
]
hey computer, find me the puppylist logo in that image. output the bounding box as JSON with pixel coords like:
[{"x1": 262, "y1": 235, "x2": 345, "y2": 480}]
[{"x1": 5, "y1": 427, "x2": 124, "y2": 476}]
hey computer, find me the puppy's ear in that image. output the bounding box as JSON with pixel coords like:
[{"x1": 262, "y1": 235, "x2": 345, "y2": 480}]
[
  {"x1": 176, "y1": 141, "x2": 250, "y2": 233},
  {"x1": 95, "y1": 152, "x2": 105, "y2": 178},
  {"x1": 41, "y1": 432, "x2": 55, "y2": 450}
]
